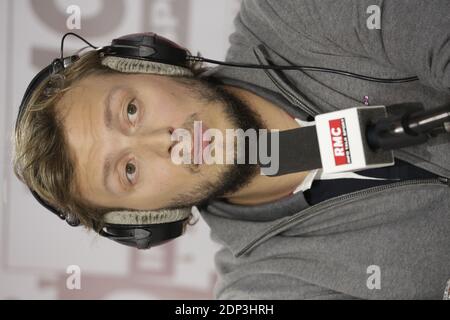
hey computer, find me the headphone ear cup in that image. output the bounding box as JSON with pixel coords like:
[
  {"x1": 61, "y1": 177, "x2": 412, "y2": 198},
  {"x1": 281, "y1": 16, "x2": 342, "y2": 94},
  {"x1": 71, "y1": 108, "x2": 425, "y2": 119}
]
[
  {"x1": 100, "y1": 32, "x2": 195, "y2": 77},
  {"x1": 99, "y1": 207, "x2": 192, "y2": 249}
]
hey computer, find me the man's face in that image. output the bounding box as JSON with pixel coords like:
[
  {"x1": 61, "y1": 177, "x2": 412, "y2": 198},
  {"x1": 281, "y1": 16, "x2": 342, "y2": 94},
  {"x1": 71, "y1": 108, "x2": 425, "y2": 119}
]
[{"x1": 58, "y1": 72, "x2": 264, "y2": 211}]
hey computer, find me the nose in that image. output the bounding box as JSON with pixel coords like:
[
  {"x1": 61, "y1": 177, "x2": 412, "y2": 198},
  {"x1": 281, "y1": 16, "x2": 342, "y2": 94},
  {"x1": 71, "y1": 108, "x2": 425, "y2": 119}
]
[{"x1": 130, "y1": 126, "x2": 176, "y2": 159}]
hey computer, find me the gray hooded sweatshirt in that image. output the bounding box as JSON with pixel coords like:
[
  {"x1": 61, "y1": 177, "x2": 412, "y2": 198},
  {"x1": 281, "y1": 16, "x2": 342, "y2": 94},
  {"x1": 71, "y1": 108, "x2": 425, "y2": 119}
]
[{"x1": 197, "y1": 0, "x2": 450, "y2": 299}]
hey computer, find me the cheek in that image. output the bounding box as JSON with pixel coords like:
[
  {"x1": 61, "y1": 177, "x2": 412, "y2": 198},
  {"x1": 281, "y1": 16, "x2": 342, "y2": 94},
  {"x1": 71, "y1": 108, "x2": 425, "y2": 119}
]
[
  {"x1": 140, "y1": 84, "x2": 206, "y2": 129},
  {"x1": 147, "y1": 163, "x2": 201, "y2": 205},
  {"x1": 146, "y1": 98, "x2": 192, "y2": 129},
  {"x1": 145, "y1": 159, "x2": 186, "y2": 191}
]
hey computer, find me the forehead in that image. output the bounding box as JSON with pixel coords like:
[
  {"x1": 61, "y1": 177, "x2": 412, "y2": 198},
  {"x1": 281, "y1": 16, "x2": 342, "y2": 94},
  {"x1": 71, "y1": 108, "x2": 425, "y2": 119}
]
[
  {"x1": 57, "y1": 74, "x2": 108, "y2": 113},
  {"x1": 56, "y1": 74, "x2": 114, "y2": 201}
]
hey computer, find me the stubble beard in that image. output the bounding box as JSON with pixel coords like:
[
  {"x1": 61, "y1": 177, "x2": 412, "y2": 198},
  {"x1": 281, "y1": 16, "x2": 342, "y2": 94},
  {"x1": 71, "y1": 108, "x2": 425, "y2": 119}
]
[{"x1": 165, "y1": 76, "x2": 266, "y2": 210}]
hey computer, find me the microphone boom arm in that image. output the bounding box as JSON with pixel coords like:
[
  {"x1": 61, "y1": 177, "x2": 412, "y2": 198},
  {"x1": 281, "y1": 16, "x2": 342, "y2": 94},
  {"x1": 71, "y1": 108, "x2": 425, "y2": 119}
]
[{"x1": 367, "y1": 103, "x2": 450, "y2": 151}]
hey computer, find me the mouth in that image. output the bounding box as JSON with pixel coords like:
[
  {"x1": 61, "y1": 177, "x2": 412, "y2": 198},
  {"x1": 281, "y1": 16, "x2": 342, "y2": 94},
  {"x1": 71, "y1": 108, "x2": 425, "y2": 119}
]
[
  {"x1": 170, "y1": 119, "x2": 216, "y2": 166},
  {"x1": 191, "y1": 122, "x2": 212, "y2": 163}
]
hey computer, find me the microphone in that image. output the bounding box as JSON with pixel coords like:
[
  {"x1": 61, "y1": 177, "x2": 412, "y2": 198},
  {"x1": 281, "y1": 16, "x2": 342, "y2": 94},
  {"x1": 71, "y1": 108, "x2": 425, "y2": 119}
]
[{"x1": 258, "y1": 103, "x2": 450, "y2": 176}]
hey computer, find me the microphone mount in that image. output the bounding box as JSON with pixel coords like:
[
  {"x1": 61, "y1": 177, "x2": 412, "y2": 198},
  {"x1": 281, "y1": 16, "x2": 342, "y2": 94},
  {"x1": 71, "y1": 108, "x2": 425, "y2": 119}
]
[{"x1": 366, "y1": 103, "x2": 450, "y2": 151}]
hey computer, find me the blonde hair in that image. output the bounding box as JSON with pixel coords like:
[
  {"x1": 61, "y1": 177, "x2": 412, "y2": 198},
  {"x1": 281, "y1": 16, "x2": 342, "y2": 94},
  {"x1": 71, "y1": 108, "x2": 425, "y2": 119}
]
[{"x1": 12, "y1": 50, "x2": 205, "y2": 230}]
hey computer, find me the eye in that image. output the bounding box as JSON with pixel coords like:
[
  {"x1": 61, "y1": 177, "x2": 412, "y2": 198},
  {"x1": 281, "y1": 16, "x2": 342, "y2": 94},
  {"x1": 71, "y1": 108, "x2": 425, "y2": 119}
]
[
  {"x1": 125, "y1": 161, "x2": 137, "y2": 184},
  {"x1": 126, "y1": 100, "x2": 139, "y2": 124}
]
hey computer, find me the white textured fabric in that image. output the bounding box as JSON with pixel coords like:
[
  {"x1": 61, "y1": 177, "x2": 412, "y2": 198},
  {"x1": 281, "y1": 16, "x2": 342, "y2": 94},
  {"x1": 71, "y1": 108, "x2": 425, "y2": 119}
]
[
  {"x1": 103, "y1": 207, "x2": 192, "y2": 225},
  {"x1": 293, "y1": 169, "x2": 320, "y2": 193},
  {"x1": 101, "y1": 56, "x2": 194, "y2": 77}
]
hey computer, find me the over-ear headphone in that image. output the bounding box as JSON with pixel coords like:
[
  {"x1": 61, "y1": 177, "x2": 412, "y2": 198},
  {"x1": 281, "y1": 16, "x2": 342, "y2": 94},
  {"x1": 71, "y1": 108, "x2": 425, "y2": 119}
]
[
  {"x1": 16, "y1": 32, "x2": 420, "y2": 250},
  {"x1": 16, "y1": 32, "x2": 200, "y2": 250}
]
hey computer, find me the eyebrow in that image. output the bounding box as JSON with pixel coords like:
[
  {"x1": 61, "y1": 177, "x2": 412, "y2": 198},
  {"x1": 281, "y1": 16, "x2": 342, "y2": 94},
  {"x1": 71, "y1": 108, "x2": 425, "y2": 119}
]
[
  {"x1": 102, "y1": 87, "x2": 120, "y2": 193},
  {"x1": 102, "y1": 85, "x2": 135, "y2": 193},
  {"x1": 104, "y1": 87, "x2": 115, "y2": 131},
  {"x1": 103, "y1": 154, "x2": 115, "y2": 193}
]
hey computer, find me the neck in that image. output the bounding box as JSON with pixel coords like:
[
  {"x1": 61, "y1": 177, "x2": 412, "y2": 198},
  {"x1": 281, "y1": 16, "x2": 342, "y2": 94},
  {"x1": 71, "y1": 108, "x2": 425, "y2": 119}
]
[{"x1": 219, "y1": 85, "x2": 309, "y2": 206}]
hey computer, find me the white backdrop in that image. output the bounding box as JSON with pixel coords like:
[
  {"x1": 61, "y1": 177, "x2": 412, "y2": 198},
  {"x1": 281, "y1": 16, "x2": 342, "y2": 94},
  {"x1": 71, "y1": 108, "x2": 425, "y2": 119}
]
[{"x1": 0, "y1": 0, "x2": 242, "y2": 299}]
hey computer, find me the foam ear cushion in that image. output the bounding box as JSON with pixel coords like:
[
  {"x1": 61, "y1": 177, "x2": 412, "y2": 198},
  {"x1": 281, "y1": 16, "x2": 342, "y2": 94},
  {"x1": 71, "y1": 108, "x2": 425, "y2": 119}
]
[
  {"x1": 101, "y1": 56, "x2": 194, "y2": 77},
  {"x1": 103, "y1": 207, "x2": 192, "y2": 225}
]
